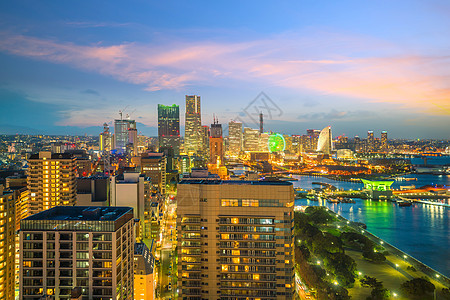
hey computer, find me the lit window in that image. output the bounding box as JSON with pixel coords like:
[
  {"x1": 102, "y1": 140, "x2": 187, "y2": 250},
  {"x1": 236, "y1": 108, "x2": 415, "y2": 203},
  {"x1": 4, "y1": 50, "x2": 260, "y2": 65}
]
[
  {"x1": 221, "y1": 265, "x2": 228, "y2": 271},
  {"x1": 253, "y1": 274, "x2": 259, "y2": 280}
]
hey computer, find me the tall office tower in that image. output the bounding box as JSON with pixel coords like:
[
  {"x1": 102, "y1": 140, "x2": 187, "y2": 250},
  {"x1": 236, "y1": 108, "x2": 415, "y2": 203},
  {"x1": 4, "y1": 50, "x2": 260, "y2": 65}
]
[
  {"x1": 243, "y1": 127, "x2": 260, "y2": 151},
  {"x1": 134, "y1": 242, "x2": 156, "y2": 300},
  {"x1": 290, "y1": 135, "x2": 302, "y2": 155},
  {"x1": 27, "y1": 151, "x2": 76, "y2": 215},
  {"x1": 201, "y1": 125, "x2": 210, "y2": 155},
  {"x1": 177, "y1": 180, "x2": 295, "y2": 300},
  {"x1": 228, "y1": 121, "x2": 243, "y2": 157},
  {"x1": 19, "y1": 206, "x2": 135, "y2": 299},
  {"x1": 367, "y1": 130, "x2": 375, "y2": 152},
  {"x1": 158, "y1": 104, "x2": 180, "y2": 156},
  {"x1": 317, "y1": 126, "x2": 333, "y2": 155},
  {"x1": 209, "y1": 120, "x2": 224, "y2": 164},
  {"x1": 115, "y1": 118, "x2": 137, "y2": 153},
  {"x1": 110, "y1": 172, "x2": 151, "y2": 240},
  {"x1": 381, "y1": 131, "x2": 388, "y2": 152},
  {"x1": 306, "y1": 129, "x2": 321, "y2": 151},
  {"x1": 259, "y1": 112, "x2": 264, "y2": 133},
  {"x1": 128, "y1": 127, "x2": 138, "y2": 156},
  {"x1": 0, "y1": 189, "x2": 15, "y2": 300},
  {"x1": 259, "y1": 132, "x2": 270, "y2": 152},
  {"x1": 140, "y1": 153, "x2": 167, "y2": 195},
  {"x1": 184, "y1": 95, "x2": 202, "y2": 154},
  {"x1": 354, "y1": 136, "x2": 362, "y2": 152}
]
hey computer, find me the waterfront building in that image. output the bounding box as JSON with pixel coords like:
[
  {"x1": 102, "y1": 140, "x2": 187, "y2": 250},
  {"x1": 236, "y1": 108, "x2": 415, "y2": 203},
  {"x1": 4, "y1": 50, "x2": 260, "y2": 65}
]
[
  {"x1": 367, "y1": 130, "x2": 375, "y2": 152},
  {"x1": 158, "y1": 104, "x2": 180, "y2": 156},
  {"x1": 381, "y1": 131, "x2": 388, "y2": 152},
  {"x1": 228, "y1": 121, "x2": 243, "y2": 157},
  {"x1": 184, "y1": 95, "x2": 202, "y2": 154},
  {"x1": 0, "y1": 188, "x2": 15, "y2": 300},
  {"x1": 259, "y1": 132, "x2": 270, "y2": 152},
  {"x1": 317, "y1": 126, "x2": 333, "y2": 155},
  {"x1": 306, "y1": 129, "x2": 321, "y2": 151},
  {"x1": 134, "y1": 242, "x2": 156, "y2": 300},
  {"x1": 177, "y1": 180, "x2": 295, "y2": 299},
  {"x1": 140, "y1": 152, "x2": 167, "y2": 195},
  {"x1": 243, "y1": 127, "x2": 259, "y2": 152},
  {"x1": 361, "y1": 179, "x2": 394, "y2": 200},
  {"x1": 19, "y1": 206, "x2": 135, "y2": 299},
  {"x1": 27, "y1": 151, "x2": 77, "y2": 215},
  {"x1": 209, "y1": 120, "x2": 224, "y2": 165}
]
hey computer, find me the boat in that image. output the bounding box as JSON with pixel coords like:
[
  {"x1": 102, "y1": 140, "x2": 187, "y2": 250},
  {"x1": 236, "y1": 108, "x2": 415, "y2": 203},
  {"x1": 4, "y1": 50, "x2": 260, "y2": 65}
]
[
  {"x1": 327, "y1": 198, "x2": 340, "y2": 203},
  {"x1": 341, "y1": 198, "x2": 356, "y2": 203},
  {"x1": 398, "y1": 201, "x2": 413, "y2": 207}
]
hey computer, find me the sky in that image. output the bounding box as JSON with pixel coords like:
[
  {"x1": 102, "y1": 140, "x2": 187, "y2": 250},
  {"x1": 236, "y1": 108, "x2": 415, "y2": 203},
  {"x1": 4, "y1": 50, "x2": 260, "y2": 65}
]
[{"x1": 0, "y1": 0, "x2": 449, "y2": 139}]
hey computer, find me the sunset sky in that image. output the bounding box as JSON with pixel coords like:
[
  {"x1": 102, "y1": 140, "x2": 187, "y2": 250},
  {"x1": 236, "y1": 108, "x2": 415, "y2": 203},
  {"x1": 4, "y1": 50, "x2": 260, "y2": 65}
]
[{"x1": 1, "y1": 0, "x2": 449, "y2": 138}]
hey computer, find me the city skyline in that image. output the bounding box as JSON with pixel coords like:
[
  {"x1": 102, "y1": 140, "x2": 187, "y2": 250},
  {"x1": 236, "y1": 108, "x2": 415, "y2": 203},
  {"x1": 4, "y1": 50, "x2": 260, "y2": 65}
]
[{"x1": 1, "y1": 1, "x2": 449, "y2": 139}]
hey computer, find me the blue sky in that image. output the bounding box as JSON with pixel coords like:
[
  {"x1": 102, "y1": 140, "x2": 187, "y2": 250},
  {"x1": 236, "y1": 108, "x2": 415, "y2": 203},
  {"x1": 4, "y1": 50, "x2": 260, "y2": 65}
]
[{"x1": 0, "y1": 0, "x2": 449, "y2": 138}]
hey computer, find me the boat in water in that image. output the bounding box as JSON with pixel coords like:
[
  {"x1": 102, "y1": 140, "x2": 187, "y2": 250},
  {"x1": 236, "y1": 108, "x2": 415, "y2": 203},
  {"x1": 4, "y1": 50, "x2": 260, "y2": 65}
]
[{"x1": 398, "y1": 201, "x2": 413, "y2": 207}]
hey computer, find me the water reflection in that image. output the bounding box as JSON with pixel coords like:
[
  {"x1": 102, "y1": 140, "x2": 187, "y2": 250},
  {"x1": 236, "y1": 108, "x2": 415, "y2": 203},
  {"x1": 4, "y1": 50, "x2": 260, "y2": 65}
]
[{"x1": 293, "y1": 175, "x2": 450, "y2": 277}]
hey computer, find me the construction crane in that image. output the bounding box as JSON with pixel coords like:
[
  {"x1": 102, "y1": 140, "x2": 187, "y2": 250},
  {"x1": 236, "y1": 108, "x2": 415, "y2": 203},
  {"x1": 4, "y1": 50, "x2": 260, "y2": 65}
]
[{"x1": 118, "y1": 105, "x2": 129, "y2": 120}]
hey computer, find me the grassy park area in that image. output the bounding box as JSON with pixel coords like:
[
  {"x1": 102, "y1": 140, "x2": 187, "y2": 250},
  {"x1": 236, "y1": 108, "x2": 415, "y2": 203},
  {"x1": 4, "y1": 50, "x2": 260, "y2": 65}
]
[{"x1": 294, "y1": 206, "x2": 450, "y2": 300}]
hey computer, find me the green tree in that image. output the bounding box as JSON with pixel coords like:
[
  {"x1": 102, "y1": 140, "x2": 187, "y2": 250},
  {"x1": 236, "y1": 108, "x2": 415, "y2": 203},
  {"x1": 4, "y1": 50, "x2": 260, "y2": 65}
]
[
  {"x1": 362, "y1": 250, "x2": 386, "y2": 262},
  {"x1": 305, "y1": 206, "x2": 334, "y2": 224},
  {"x1": 400, "y1": 278, "x2": 435, "y2": 297},
  {"x1": 360, "y1": 275, "x2": 382, "y2": 288}
]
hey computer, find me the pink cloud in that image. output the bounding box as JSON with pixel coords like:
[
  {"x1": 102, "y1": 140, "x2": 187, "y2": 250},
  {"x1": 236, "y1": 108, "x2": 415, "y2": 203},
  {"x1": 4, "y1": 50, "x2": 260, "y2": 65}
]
[{"x1": 0, "y1": 31, "x2": 448, "y2": 114}]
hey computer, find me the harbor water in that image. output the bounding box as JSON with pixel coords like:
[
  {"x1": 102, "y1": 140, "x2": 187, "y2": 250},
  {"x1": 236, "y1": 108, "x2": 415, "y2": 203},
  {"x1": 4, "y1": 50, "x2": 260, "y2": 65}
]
[{"x1": 293, "y1": 174, "x2": 450, "y2": 277}]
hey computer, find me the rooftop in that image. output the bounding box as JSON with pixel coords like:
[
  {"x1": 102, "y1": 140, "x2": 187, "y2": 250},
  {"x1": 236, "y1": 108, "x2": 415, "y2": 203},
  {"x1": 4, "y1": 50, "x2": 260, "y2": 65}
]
[
  {"x1": 23, "y1": 206, "x2": 133, "y2": 222},
  {"x1": 179, "y1": 180, "x2": 292, "y2": 186}
]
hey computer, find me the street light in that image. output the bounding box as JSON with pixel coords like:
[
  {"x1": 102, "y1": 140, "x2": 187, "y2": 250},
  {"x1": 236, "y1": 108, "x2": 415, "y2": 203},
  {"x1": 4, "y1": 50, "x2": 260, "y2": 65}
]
[{"x1": 393, "y1": 292, "x2": 398, "y2": 297}]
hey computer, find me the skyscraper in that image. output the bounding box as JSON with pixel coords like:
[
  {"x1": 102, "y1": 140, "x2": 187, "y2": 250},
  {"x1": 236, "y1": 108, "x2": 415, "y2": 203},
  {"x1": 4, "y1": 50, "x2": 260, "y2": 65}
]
[
  {"x1": 177, "y1": 180, "x2": 295, "y2": 299},
  {"x1": 158, "y1": 104, "x2": 180, "y2": 155},
  {"x1": 140, "y1": 152, "x2": 167, "y2": 195},
  {"x1": 27, "y1": 151, "x2": 76, "y2": 215},
  {"x1": 209, "y1": 120, "x2": 224, "y2": 164},
  {"x1": 114, "y1": 118, "x2": 136, "y2": 153},
  {"x1": 317, "y1": 126, "x2": 333, "y2": 155},
  {"x1": 367, "y1": 130, "x2": 375, "y2": 152},
  {"x1": 19, "y1": 206, "x2": 135, "y2": 299},
  {"x1": 243, "y1": 127, "x2": 259, "y2": 152},
  {"x1": 184, "y1": 95, "x2": 202, "y2": 154},
  {"x1": 228, "y1": 121, "x2": 242, "y2": 157},
  {"x1": 0, "y1": 189, "x2": 15, "y2": 300},
  {"x1": 381, "y1": 131, "x2": 388, "y2": 152}
]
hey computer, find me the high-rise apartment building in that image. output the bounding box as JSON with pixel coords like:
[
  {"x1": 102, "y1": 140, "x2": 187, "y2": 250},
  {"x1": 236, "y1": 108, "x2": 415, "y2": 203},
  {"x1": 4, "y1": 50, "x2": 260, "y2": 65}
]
[
  {"x1": 19, "y1": 206, "x2": 135, "y2": 300},
  {"x1": 140, "y1": 153, "x2": 166, "y2": 195},
  {"x1": 243, "y1": 127, "x2": 260, "y2": 152},
  {"x1": 228, "y1": 121, "x2": 242, "y2": 157},
  {"x1": 0, "y1": 189, "x2": 15, "y2": 300},
  {"x1": 209, "y1": 121, "x2": 224, "y2": 165},
  {"x1": 184, "y1": 95, "x2": 202, "y2": 154},
  {"x1": 177, "y1": 180, "x2": 295, "y2": 299},
  {"x1": 367, "y1": 130, "x2": 375, "y2": 152},
  {"x1": 27, "y1": 151, "x2": 76, "y2": 215},
  {"x1": 158, "y1": 104, "x2": 180, "y2": 156},
  {"x1": 381, "y1": 131, "x2": 388, "y2": 152}
]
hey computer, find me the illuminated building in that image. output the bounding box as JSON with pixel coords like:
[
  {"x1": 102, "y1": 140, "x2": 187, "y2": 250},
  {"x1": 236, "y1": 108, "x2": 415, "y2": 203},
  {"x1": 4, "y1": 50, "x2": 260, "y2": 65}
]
[
  {"x1": 178, "y1": 155, "x2": 191, "y2": 176},
  {"x1": 259, "y1": 132, "x2": 270, "y2": 152},
  {"x1": 0, "y1": 189, "x2": 15, "y2": 300},
  {"x1": 184, "y1": 95, "x2": 202, "y2": 154},
  {"x1": 158, "y1": 104, "x2": 180, "y2": 155},
  {"x1": 27, "y1": 151, "x2": 77, "y2": 215},
  {"x1": 115, "y1": 118, "x2": 136, "y2": 153},
  {"x1": 19, "y1": 206, "x2": 135, "y2": 299},
  {"x1": 361, "y1": 179, "x2": 394, "y2": 200},
  {"x1": 243, "y1": 127, "x2": 259, "y2": 152},
  {"x1": 354, "y1": 136, "x2": 362, "y2": 152},
  {"x1": 316, "y1": 126, "x2": 332, "y2": 155},
  {"x1": 336, "y1": 149, "x2": 354, "y2": 160},
  {"x1": 381, "y1": 131, "x2": 388, "y2": 152},
  {"x1": 291, "y1": 135, "x2": 302, "y2": 155},
  {"x1": 134, "y1": 242, "x2": 156, "y2": 300},
  {"x1": 140, "y1": 153, "x2": 166, "y2": 195},
  {"x1": 99, "y1": 124, "x2": 112, "y2": 152},
  {"x1": 367, "y1": 130, "x2": 374, "y2": 152},
  {"x1": 177, "y1": 180, "x2": 295, "y2": 299},
  {"x1": 228, "y1": 121, "x2": 242, "y2": 157},
  {"x1": 306, "y1": 129, "x2": 320, "y2": 151},
  {"x1": 209, "y1": 120, "x2": 224, "y2": 165}
]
